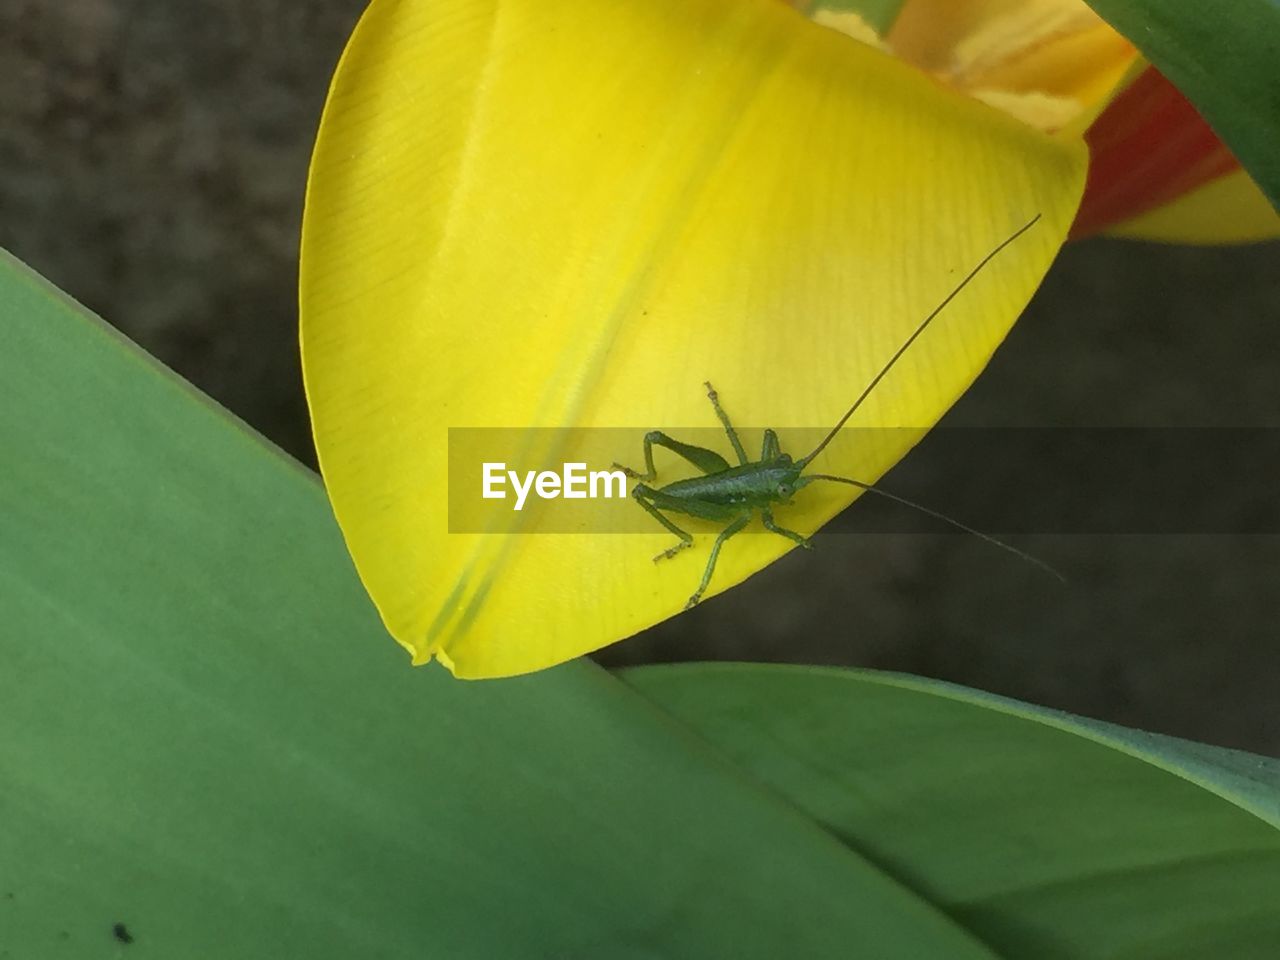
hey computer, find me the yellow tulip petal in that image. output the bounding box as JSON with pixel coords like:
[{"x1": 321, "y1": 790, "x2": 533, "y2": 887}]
[
  {"x1": 300, "y1": 0, "x2": 1086, "y2": 678},
  {"x1": 809, "y1": 11, "x2": 891, "y2": 52},
  {"x1": 889, "y1": 0, "x2": 1137, "y2": 132},
  {"x1": 969, "y1": 87, "x2": 1084, "y2": 132},
  {"x1": 1106, "y1": 168, "x2": 1280, "y2": 245}
]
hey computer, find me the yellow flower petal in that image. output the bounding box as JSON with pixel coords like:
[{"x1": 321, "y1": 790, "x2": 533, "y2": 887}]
[
  {"x1": 809, "y1": 11, "x2": 891, "y2": 52},
  {"x1": 300, "y1": 0, "x2": 1085, "y2": 678},
  {"x1": 969, "y1": 87, "x2": 1083, "y2": 132},
  {"x1": 888, "y1": 0, "x2": 1137, "y2": 132},
  {"x1": 1106, "y1": 168, "x2": 1280, "y2": 245}
]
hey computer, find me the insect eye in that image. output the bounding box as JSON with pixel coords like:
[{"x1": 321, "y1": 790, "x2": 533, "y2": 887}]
[{"x1": 777, "y1": 483, "x2": 792, "y2": 498}]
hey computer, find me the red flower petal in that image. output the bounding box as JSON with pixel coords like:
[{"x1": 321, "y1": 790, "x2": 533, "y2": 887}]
[{"x1": 1071, "y1": 67, "x2": 1239, "y2": 238}]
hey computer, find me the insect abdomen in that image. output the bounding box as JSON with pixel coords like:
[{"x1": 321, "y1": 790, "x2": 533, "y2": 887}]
[{"x1": 659, "y1": 463, "x2": 794, "y2": 507}]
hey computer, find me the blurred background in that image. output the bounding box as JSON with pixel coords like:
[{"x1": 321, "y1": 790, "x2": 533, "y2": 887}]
[{"x1": 3, "y1": 0, "x2": 1276, "y2": 754}]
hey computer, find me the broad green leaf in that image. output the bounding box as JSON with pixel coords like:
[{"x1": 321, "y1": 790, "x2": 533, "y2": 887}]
[
  {"x1": 623, "y1": 663, "x2": 1280, "y2": 959},
  {"x1": 1080, "y1": 0, "x2": 1280, "y2": 211},
  {"x1": 5, "y1": 249, "x2": 1276, "y2": 957},
  {"x1": 0, "y1": 251, "x2": 1003, "y2": 957}
]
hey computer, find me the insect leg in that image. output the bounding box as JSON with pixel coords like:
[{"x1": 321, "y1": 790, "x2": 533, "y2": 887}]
[
  {"x1": 613, "y1": 431, "x2": 732, "y2": 481},
  {"x1": 686, "y1": 513, "x2": 751, "y2": 609},
  {"x1": 704, "y1": 382, "x2": 748, "y2": 465},
  {"x1": 762, "y1": 507, "x2": 813, "y2": 550},
  {"x1": 760, "y1": 429, "x2": 781, "y2": 461},
  {"x1": 632, "y1": 486, "x2": 695, "y2": 561}
]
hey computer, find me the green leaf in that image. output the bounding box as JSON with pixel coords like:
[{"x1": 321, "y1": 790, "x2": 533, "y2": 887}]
[
  {"x1": 1081, "y1": 0, "x2": 1280, "y2": 210},
  {"x1": 5, "y1": 246, "x2": 1277, "y2": 958},
  {"x1": 622, "y1": 663, "x2": 1280, "y2": 959},
  {"x1": 0, "y1": 249, "x2": 998, "y2": 957}
]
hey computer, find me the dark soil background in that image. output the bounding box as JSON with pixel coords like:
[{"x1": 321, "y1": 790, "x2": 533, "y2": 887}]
[{"x1": 3, "y1": 0, "x2": 1277, "y2": 754}]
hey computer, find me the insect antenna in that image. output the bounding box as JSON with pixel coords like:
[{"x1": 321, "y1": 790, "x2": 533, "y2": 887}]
[
  {"x1": 802, "y1": 473, "x2": 1066, "y2": 582},
  {"x1": 797, "y1": 214, "x2": 1042, "y2": 468}
]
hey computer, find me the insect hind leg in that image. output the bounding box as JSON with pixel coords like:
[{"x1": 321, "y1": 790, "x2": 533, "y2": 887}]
[
  {"x1": 613, "y1": 430, "x2": 732, "y2": 481},
  {"x1": 632, "y1": 486, "x2": 694, "y2": 562}
]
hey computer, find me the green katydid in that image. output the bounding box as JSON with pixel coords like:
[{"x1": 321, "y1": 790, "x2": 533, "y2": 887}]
[{"x1": 614, "y1": 215, "x2": 1060, "y2": 609}]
